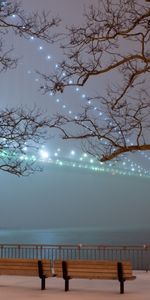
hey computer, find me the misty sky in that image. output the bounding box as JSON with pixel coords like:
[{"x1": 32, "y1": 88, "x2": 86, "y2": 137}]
[{"x1": 0, "y1": 0, "x2": 150, "y2": 230}]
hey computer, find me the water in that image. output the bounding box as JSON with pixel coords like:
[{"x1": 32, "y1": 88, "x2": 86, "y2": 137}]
[{"x1": 0, "y1": 227, "x2": 150, "y2": 245}]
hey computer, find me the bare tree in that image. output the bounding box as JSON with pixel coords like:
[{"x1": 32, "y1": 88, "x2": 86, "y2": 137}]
[
  {"x1": 0, "y1": 1, "x2": 60, "y2": 175},
  {"x1": 0, "y1": 107, "x2": 59, "y2": 176},
  {"x1": 0, "y1": 0, "x2": 60, "y2": 72},
  {"x1": 40, "y1": 0, "x2": 150, "y2": 162}
]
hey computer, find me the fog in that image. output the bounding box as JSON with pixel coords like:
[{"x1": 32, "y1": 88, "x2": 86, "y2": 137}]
[{"x1": 0, "y1": 167, "x2": 149, "y2": 230}]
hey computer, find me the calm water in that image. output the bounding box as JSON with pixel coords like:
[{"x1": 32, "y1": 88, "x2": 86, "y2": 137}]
[{"x1": 0, "y1": 227, "x2": 150, "y2": 245}]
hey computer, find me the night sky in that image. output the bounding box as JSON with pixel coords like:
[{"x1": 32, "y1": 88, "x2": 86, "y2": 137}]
[{"x1": 0, "y1": 0, "x2": 150, "y2": 230}]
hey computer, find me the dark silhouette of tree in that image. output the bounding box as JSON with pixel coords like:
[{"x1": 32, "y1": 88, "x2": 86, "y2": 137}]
[
  {"x1": 0, "y1": 107, "x2": 59, "y2": 176},
  {"x1": 0, "y1": 0, "x2": 60, "y2": 175},
  {"x1": 40, "y1": 0, "x2": 150, "y2": 162},
  {"x1": 0, "y1": 0, "x2": 60, "y2": 71}
]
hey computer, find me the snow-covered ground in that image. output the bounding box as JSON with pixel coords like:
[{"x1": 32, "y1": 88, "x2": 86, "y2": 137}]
[{"x1": 0, "y1": 271, "x2": 150, "y2": 300}]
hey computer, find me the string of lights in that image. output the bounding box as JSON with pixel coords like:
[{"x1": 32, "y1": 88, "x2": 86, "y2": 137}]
[{"x1": 1, "y1": 11, "x2": 150, "y2": 179}]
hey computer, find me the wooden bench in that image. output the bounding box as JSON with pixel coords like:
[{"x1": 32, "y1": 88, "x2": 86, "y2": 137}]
[
  {"x1": 0, "y1": 258, "x2": 51, "y2": 290},
  {"x1": 53, "y1": 259, "x2": 136, "y2": 294}
]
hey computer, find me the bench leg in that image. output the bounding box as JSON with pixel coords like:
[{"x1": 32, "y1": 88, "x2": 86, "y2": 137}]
[
  {"x1": 65, "y1": 278, "x2": 69, "y2": 291},
  {"x1": 117, "y1": 262, "x2": 125, "y2": 294},
  {"x1": 41, "y1": 276, "x2": 46, "y2": 290},
  {"x1": 120, "y1": 280, "x2": 124, "y2": 294}
]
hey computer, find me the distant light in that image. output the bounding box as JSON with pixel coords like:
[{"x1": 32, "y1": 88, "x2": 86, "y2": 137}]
[
  {"x1": 69, "y1": 110, "x2": 72, "y2": 114},
  {"x1": 76, "y1": 87, "x2": 79, "y2": 92},
  {"x1": 12, "y1": 14, "x2": 16, "y2": 18},
  {"x1": 39, "y1": 46, "x2": 43, "y2": 50},
  {"x1": 56, "y1": 98, "x2": 60, "y2": 102},
  {"x1": 69, "y1": 80, "x2": 73, "y2": 84},
  {"x1": 90, "y1": 159, "x2": 94, "y2": 163},
  {"x1": 55, "y1": 64, "x2": 58, "y2": 68},
  {"x1": 47, "y1": 55, "x2": 51, "y2": 60},
  {"x1": 30, "y1": 36, "x2": 34, "y2": 40},
  {"x1": 22, "y1": 146, "x2": 27, "y2": 152},
  {"x1": 70, "y1": 150, "x2": 75, "y2": 155},
  {"x1": 83, "y1": 153, "x2": 87, "y2": 158},
  {"x1": 39, "y1": 149, "x2": 49, "y2": 159},
  {"x1": 20, "y1": 155, "x2": 24, "y2": 160},
  {"x1": 62, "y1": 105, "x2": 66, "y2": 108},
  {"x1": 82, "y1": 94, "x2": 86, "y2": 98}
]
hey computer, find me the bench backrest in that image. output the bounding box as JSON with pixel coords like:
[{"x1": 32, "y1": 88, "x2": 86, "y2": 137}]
[
  {"x1": 0, "y1": 258, "x2": 51, "y2": 277},
  {"x1": 54, "y1": 259, "x2": 133, "y2": 279}
]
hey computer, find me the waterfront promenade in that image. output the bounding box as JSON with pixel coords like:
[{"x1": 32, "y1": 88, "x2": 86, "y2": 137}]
[{"x1": 0, "y1": 271, "x2": 150, "y2": 300}]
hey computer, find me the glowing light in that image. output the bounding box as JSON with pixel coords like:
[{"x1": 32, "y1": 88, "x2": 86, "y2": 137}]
[
  {"x1": 22, "y1": 25, "x2": 150, "y2": 180},
  {"x1": 70, "y1": 150, "x2": 75, "y2": 156},
  {"x1": 22, "y1": 146, "x2": 27, "y2": 152},
  {"x1": 39, "y1": 149, "x2": 49, "y2": 159},
  {"x1": 1, "y1": 149, "x2": 150, "y2": 178}
]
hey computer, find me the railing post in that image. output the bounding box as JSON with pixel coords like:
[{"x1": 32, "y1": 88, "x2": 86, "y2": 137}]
[
  {"x1": 35, "y1": 245, "x2": 38, "y2": 258},
  {"x1": 143, "y1": 244, "x2": 149, "y2": 272},
  {"x1": 78, "y1": 244, "x2": 82, "y2": 259},
  {"x1": 18, "y1": 245, "x2": 20, "y2": 258},
  {"x1": 40, "y1": 245, "x2": 43, "y2": 259},
  {"x1": 1, "y1": 245, "x2": 4, "y2": 258}
]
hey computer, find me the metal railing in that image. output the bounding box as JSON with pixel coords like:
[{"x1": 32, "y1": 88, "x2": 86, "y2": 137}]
[{"x1": 0, "y1": 244, "x2": 150, "y2": 270}]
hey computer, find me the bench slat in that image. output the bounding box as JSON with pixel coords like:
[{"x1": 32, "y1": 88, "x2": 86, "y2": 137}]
[{"x1": 0, "y1": 259, "x2": 51, "y2": 277}]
